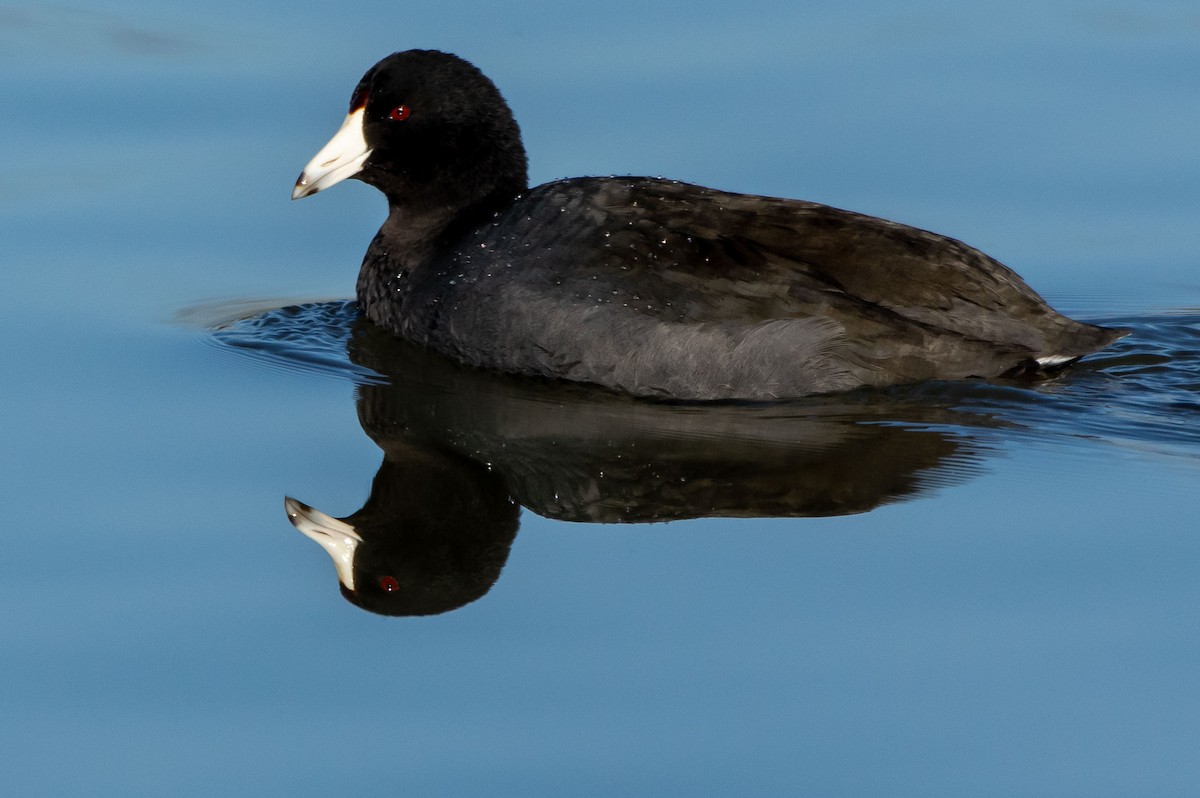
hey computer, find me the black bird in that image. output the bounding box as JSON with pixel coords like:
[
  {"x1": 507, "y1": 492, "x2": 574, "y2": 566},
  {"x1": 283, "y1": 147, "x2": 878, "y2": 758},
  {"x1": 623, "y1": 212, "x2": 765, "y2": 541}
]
[{"x1": 293, "y1": 49, "x2": 1124, "y2": 400}]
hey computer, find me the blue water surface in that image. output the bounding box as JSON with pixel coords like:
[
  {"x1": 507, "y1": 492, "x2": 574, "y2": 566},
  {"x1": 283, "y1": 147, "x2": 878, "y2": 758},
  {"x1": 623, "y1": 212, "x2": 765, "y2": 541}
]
[{"x1": 2, "y1": 1, "x2": 1199, "y2": 795}]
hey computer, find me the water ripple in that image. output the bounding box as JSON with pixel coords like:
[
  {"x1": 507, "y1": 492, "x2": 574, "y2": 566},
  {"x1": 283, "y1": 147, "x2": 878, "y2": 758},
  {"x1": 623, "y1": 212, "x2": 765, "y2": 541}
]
[
  {"x1": 194, "y1": 299, "x2": 1200, "y2": 462},
  {"x1": 188, "y1": 297, "x2": 386, "y2": 385}
]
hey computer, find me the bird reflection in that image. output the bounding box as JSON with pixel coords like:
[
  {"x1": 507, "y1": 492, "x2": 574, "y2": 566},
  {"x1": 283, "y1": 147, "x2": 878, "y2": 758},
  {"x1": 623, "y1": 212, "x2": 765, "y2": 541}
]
[
  {"x1": 285, "y1": 444, "x2": 518, "y2": 616},
  {"x1": 285, "y1": 315, "x2": 996, "y2": 616}
]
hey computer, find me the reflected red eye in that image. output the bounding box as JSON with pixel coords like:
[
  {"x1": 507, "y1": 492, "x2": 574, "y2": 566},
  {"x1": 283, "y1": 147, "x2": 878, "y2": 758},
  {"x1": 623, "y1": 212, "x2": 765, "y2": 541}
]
[
  {"x1": 389, "y1": 105, "x2": 411, "y2": 121},
  {"x1": 379, "y1": 576, "x2": 399, "y2": 592}
]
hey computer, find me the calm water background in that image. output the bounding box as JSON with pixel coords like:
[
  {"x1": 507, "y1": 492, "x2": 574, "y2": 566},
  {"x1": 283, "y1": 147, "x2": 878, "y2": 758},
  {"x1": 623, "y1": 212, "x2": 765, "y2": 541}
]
[{"x1": 3, "y1": 1, "x2": 1199, "y2": 795}]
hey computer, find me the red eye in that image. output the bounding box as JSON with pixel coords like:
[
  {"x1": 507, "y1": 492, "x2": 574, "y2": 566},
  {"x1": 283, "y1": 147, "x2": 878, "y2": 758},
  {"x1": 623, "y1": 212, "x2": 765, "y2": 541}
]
[
  {"x1": 379, "y1": 576, "x2": 399, "y2": 592},
  {"x1": 389, "y1": 105, "x2": 411, "y2": 121}
]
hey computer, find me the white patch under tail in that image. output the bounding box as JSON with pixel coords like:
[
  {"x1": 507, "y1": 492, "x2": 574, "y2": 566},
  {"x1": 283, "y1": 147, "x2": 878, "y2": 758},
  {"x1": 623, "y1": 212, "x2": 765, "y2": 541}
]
[{"x1": 1035, "y1": 354, "x2": 1076, "y2": 368}]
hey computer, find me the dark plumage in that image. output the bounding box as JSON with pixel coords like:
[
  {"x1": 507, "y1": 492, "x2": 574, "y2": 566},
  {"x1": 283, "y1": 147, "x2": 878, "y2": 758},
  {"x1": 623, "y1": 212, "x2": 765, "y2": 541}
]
[{"x1": 294, "y1": 49, "x2": 1124, "y2": 400}]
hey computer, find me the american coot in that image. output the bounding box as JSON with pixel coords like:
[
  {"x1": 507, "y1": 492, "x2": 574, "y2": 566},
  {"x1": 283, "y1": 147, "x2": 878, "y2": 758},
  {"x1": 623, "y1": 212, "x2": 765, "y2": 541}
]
[{"x1": 293, "y1": 49, "x2": 1124, "y2": 401}]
